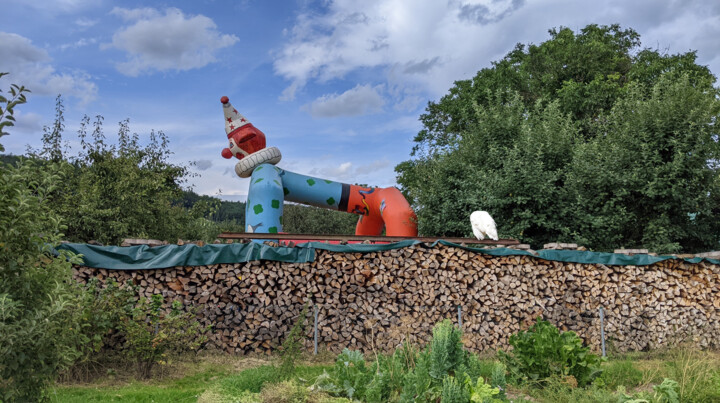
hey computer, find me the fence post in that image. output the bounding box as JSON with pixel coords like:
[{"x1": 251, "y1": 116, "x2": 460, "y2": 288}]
[
  {"x1": 313, "y1": 304, "x2": 319, "y2": 355},
  {"x1": 599, "y1": 306, "x2": 606, "y2": 357},
  {"x1": 457, "y1": 305, "x2": 462, "y2": 329}
]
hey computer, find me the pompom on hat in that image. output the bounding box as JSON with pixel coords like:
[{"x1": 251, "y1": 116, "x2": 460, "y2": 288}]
[{"x1": 220, "y1": 96, "x2": 281, "y2": 178}]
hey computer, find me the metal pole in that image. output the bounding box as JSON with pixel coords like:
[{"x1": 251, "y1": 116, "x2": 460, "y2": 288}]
[
  {"x1": 313, "y1": 304, "x2": 319, "y2": 355},
  {"x1": 457, "y1": 305, "x2": 462, "y2": 329},
  {"x1": 599, "y1": 306, "x2": 606, "y2": 357}
]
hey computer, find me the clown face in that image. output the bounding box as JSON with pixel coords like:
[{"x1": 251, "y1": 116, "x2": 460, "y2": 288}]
[{"x1": 221, "y1": 124, "x2": 267, "y2": 160}]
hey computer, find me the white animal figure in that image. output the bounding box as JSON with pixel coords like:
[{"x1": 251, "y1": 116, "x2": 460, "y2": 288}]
[{"x1": 470, "y1": 211, "x2": 498, "y2": 241}]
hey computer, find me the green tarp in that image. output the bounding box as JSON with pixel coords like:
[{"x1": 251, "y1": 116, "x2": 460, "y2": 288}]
[
  {"x1": 57, "y1": 242, "x2": 315, "y2": 270},
  {"x1": 57, "y1": 240, "x2": 720, "y2": 270}
]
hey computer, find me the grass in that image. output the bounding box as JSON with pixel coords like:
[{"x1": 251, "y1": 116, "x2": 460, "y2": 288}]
[
  {"x1": 47, "y1": 349, "x2": 720, "y2": 403},
  {"x1": 49, "y1": 353, "x2": 333, "y2": 403}
]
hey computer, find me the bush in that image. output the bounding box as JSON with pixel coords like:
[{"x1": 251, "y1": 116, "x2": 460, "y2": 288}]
[
  {"x1": 498, "y1": 317, "x2": 603, "y2": 387},
  {"x1": 279, "y1": 303, "x2": 310, "y2": 377},
  {"x1": 0, "y1": 158, "x2": 89, "y2": 401},
  {"x1": 316, "y1": 320, "x2": 503, "y2": 402},
  {"x1": 121, "y1": 294, "x2": 210, "y2": 378}
]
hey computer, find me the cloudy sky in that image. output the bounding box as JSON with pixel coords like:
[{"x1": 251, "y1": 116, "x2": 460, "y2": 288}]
[{"x1": 1, "y1": 0, "x2": 719, "y2": 201}]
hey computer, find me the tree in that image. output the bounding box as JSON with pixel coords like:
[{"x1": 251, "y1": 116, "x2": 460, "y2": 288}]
[
  {"x1": 28, "y1": 100, "x2": 209, "y2": 245},
  {"x1": 1, "y1": 73, "x2": 87, "y2": 402},
  {"x1": 283, "y1": 203, "x2": 358, "y2": 235},
  {"x1": 0, "y1": 73, "x2": 29, "y2": 153},
  {"x1": 396, "y1": 24, "x2": 720, "y2": 253}
]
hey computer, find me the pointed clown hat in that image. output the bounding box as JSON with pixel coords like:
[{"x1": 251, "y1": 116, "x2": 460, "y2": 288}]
[{"x1": 220, "y1": 96, "x2": 281, "y2": 178}]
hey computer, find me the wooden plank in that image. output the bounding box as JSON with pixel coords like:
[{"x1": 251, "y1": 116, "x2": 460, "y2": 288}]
[{"x1": 217, "y1": 232, "x2": 519, "y2": 245}]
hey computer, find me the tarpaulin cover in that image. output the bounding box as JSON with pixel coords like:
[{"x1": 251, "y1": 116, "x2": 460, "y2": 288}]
[
  {"x1": 58, "y1": 239, "x2": 720, "y2": 270},
  {"x1": 57, "y1": 242, "x2": 315, "y2": 270}
]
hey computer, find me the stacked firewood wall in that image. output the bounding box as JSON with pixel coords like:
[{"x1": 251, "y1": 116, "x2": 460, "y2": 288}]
[{"x1": 72, "y1": 243, "x2": 720, "y2": 354}]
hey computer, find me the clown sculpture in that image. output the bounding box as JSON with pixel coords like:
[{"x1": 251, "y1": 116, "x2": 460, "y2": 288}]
[{"x1": 220, "y1": 96, "x2": 418, "y2": 237}]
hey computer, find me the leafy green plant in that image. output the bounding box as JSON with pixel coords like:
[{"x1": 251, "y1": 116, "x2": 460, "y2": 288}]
[
  {"x1": 330, "y1": 349, "x2": 373, "y2": 400},
  {"x1": 0, "y1": 80, "x2": 96, "y2": 401},
  {"x1": 364, "y1": 343, "x2": 417, "y2": 402},
  {"x1": 0, "y1": 72, "x2": 29, "y2": 152},
  {"x1": 279, "y1": 303, "x2": 310, "y2": 377},
  {"x1": 617, "y1": 378, "x2": 680, "y2": 403},
  {"x1": 441, "y1": 375, "x2": 469, "y2": 403},
  {"x1": 120, "y1": 294, "x2": 209, "y2": 378},
  {"x1": 499, "y1": 317, "x2": 603, "y2": 387},
  {"x1": 428, "y1": 319, "x2": 465, "y2": 380},
  {"x1": 468, "y1": 375, "x2": 502, "y2": 403}
]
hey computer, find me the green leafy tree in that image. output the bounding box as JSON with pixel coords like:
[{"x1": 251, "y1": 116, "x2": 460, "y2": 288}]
[
  {"x1": 121, "y1": 294, "x2": 209, "y2": 379},
  {"x1": 0, "y1": 73, "x2": 29, "y2": 152},
  {"x1": 0, "y1": 74, "x2": 91, "y2": 401},
  {"x1": 283, "y1": 203, "x2": 358, "y2": 235},
  {"x1": 27, "y1": 99, "x2": 215, "y2": 245},
  {"x1": 396, "y1": 24, "x2": 720, "y2": 252}
]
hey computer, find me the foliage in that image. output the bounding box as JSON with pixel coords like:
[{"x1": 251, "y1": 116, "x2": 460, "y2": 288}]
[
  {"x1": 283, "y1": 203, "x2": 358, "y2": 235},
  {"x1": 279, "y1": 303, "x2": 310, "y2": 377},
  {"x1": 0, "y1": 77, "x2": 95, "y2": 401},
  {"x1": 0, "y1": 72, "x2": 29, "y2": 152},
  {"x1": 396, "y1": 24, "x2": 720, "y2": 253},
  {"x1": 326, "y1": 349, "x2": 374, "y2": 400},
  {"x1": 120, "y1": 294, "x2": 209, "y2": 378},
  {"x1": 33, "y1": 108, "x2": 199, "y2": 245},
  {"x1": 316, "y1": 320, "x2": 503, "y2": 402},
  {"x1": 64, "y1": 278, "x2": 137, "y2": 377},
  {"x1": 441, "y1": 374, "x2": 469, "y2": 403},
  {"x1": 468, "y1": 375, "x2": 501, "y2": 403},
  {"x1": 617, "y1": 378, "x2": 680, "y2": 403},
  {"x1": 499, "y1": 317, "x2": 603, "y2": 387},
  {"x1": 598, "y1": 359, "x2": 643, "y2": 390},
  {"x1": 663, "y1": 348, "x2": 720, "y2": 402},
  {"x1": 0, "y1": 158, "x2": 90, "y2": 401}
]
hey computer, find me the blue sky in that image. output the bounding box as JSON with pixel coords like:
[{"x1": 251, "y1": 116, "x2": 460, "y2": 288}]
[{"x1": 1, "y1": 0, "x2": 719, "y2": 201}]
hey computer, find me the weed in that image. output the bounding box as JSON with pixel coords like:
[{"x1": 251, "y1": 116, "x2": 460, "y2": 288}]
[
  {"x1": 599, "y1": 359, "x2": 643, "y2": 390},
  {"x1": 279, "y1": 302, "x2": 310, "y2": 378},
  {"x1": 664, "y1": 347, "x2": 720, "y2": 402}
]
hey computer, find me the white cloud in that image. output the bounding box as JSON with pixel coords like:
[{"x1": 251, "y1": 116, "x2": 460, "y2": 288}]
[
  {"x1": 74, "y1": 17, "x2": 98, "y2": 28},
  {"x1": 110, "y1": 7, "x2": 161, "y2": 21},
  {"x1": 274, "y1": 0, "x2": 720, "y2": 103},
  {"x1": 303, "y1": 84, "x2": 385, "y2": 117},
  {"x1": 23, "y1": 0, "x2": 98, "y2": 13},
  {"x1": 60, "y1": 37, "x2": 98, "y2": 51},
  {"x1": 107, "y1": 7, "x2": 239, "y2": 76},
  {"x1": 308, "y1": 159, "x2": 391, "y2": 182},
  {"x1": 0, "y1": 32, "x2": 97, "y2": 104}
]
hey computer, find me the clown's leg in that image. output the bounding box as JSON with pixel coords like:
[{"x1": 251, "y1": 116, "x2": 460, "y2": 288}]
[
  {"x1": 376, "y1": 187, "x2": 418, "y2": 237},
  {"x1": 355, "y1": 213, "x2": 385, "y2": 236},
  {"x1": 245, "y1": 164, "x2": 284, "y2": 233}
]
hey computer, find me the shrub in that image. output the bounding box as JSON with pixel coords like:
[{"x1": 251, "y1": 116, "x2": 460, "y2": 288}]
[
  {"x1": 317, "y1": 320, "x2": 503, "y2": 402},
  {"x1": 121, "y1": 294, "x2": 209, "y2": 378},
  {"x1": 441, "y1": 375, "x2": 469, "y2": 403},
  {"x1": 0, "y1": 156, "x2": 92, "y2": 400},
  {"x1": 498, "y1": 317, "x2": 603, "y2": 387},
  {"x1": 279, "y1": 303, "x2": 310, "y2": 377}
]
